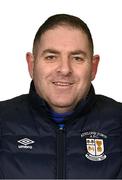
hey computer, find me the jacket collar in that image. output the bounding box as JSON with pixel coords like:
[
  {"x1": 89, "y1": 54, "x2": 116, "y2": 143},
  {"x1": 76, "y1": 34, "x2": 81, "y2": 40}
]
[
  {"x1": 29, "y1": 81, "x2": 96, "y2": 122},
  {"x1": 29, "y1": 81, "x2": 48, "y2": 109}
]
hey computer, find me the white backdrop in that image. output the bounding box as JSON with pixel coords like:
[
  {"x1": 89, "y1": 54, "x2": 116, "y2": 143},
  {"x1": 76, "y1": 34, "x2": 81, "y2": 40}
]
[{"x1": 0, "y1": 0, "x2": 122, "y2": 101}]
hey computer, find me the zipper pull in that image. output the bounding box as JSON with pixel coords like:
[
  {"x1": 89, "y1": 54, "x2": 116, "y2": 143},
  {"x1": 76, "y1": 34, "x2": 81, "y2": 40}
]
[{"x1": 58, "y1": 124, "x2": 64, "y2": 130}]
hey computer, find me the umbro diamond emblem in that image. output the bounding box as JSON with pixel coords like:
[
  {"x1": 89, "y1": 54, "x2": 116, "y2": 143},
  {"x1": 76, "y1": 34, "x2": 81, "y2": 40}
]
[{"x1": 18, "y1": 138, "x2": 35, "y2": 149}]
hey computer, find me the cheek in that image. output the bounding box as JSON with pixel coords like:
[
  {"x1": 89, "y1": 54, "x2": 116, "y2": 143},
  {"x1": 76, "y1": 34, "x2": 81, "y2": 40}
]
[
  {"x1": 33, "y1": 62, "x2": 46, "y2": 78},
  {"x1": 77, "y1": 65, "x2": 92, "y2": 82},
  {"x1": 33, "y1": 65, "x2": 44, "y2": 88},
  {"x1": 33, "y1": 64, "x2": 52, "y2": 89},
  {"x1": 33, "y1": 67, "x2": 48, "y2": 98}
]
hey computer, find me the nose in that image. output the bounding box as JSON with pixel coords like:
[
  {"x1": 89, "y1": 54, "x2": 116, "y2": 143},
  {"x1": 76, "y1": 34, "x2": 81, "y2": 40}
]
[{"x1": 57, "y1": 57, "x2": 72, "y2": 75}]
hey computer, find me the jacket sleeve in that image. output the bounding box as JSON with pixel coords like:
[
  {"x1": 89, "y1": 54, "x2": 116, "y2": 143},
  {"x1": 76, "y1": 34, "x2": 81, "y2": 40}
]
[{"x1": 0, "y1": 117, "x2": 4, "y2": 178}]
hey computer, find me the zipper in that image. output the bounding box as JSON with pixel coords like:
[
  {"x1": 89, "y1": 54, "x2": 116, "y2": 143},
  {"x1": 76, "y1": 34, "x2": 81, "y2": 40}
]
[{"x1": 56, "y1": 125, "x2": 65, "y2": 179}]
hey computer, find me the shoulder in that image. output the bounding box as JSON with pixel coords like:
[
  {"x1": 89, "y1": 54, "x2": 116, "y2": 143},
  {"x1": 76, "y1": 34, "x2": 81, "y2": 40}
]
[
  {"x1": 0, "y1": 94, "x2": 29, "y2": 116},
  {"x1": 95, "y1": 94, "x2": 122, "y2": 115},
  {"x1": 96, "y1": 94, "x2": 122, "y2": 106}
]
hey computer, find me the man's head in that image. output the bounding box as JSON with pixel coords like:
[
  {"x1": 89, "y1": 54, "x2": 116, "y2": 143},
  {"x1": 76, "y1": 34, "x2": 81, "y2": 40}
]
[
  {"x1": 26, "y1": 14, "x2": 99, "y2": 113},
  {"x1": 32, "y1": 14, "x2": 94, "y2": 58}
]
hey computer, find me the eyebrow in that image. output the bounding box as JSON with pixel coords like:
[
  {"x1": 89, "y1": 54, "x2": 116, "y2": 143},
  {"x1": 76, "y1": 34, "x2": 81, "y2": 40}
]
[
  {"x1": 41, "y1": 49, "x2": 60, "y2": 56},
  {"x1": 70, "y1": 50, "x2": 87, "y2": 57},
  {"x1": 41, "y1": 48, "x2": 87, "y2": 57}
]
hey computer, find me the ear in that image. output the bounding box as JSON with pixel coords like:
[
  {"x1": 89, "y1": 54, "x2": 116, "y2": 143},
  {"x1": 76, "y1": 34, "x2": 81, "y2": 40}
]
[
  {"x1": 91, "y1": 54, "x2": 100, "y2": 81},
  {"x1": 26, "y1": 52, "x2": 34, "y2": 79}
]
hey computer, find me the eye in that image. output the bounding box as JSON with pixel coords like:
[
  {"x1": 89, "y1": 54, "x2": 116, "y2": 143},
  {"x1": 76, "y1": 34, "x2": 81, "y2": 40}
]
[
  {"x1": 73, "y1": 56, "x2": 85, "y2": 62},
  {"x1": 45, "y1": 55, "x2": 57, "y2": 61}
]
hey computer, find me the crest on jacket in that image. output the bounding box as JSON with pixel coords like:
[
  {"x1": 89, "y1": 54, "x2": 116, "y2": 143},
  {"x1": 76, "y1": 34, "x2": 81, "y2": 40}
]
[{"x1": 85, "y1": 138, "x2": 106, "y2": 161}]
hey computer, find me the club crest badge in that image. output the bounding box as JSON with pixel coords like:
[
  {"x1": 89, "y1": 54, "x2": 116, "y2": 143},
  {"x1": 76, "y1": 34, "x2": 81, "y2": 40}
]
[
  {"x1": 81, "y1": 131, "x2": 107, "y2": 161},
  {"x1": 85, "y1": 138, "x2": 106, "y2": 161}
]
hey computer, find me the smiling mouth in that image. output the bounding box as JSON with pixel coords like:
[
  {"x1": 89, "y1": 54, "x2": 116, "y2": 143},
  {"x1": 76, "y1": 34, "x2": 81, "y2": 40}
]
[{"x1": 52, "y1": 81, "x2": 73, "y2": 86}]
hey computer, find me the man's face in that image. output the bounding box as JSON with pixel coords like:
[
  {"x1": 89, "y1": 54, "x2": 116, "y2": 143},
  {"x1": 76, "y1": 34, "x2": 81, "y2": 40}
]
[{"x1": 27, "y1": 26, "x2": 99, "y2": 113}]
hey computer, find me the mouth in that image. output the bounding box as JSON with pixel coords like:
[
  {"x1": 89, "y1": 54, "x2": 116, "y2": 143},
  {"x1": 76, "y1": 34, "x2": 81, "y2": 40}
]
[{"x1": 52, "y1": 81, "x2": 74, "y2": 87}]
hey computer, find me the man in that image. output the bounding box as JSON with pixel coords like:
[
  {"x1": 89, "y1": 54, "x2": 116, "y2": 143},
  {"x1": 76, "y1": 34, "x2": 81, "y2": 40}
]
[{"x1": 0, "y1": 14, "x2": 122, "y2": 179}]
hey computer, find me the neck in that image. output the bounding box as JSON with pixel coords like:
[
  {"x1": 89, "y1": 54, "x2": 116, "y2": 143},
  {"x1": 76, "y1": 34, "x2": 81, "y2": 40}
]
[{"x1": 50, "y1": 105, "x2": 74, "y2": 114}]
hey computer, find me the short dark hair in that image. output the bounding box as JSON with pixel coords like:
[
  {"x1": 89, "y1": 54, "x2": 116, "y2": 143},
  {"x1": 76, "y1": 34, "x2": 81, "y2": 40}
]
[{"x1": 33, "y1": 14, "x2": 94, "y2": 57}]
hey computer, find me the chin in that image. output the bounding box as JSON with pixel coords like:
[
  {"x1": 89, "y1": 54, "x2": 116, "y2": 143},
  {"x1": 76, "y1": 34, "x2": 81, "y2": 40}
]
[{"x1": 51, "y1": 100, "x2": 74, "y2": 108}]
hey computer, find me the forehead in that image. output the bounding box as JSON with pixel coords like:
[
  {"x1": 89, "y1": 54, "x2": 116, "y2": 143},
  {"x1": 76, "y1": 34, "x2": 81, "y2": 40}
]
[{"x1": 39, "y1": 26, "x2": 90, "y2": 50}]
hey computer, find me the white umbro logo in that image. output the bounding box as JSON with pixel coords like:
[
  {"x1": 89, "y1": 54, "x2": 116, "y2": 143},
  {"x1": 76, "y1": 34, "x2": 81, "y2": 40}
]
[
  {"x1": 18, "y1": 138, "x2": 34, "y2": 146},
  {"x1": 18, "y1": 138, "x2": 35, "y2": 149}
]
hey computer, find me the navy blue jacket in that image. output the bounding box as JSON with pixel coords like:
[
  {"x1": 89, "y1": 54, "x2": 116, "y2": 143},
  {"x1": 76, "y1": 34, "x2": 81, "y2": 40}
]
[{"x1": 0, "y1": 81, "x2": 122, "y2": 179}]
